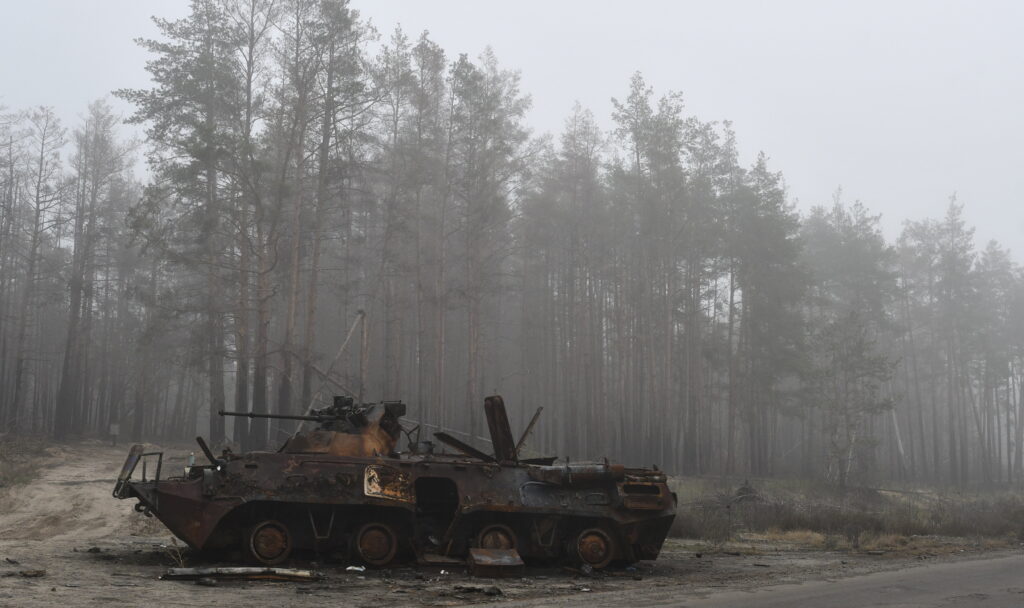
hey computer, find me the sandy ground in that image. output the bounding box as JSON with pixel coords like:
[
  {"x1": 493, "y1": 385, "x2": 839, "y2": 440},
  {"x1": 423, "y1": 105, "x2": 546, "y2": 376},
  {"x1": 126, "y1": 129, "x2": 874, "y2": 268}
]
[{"x1": 0, "y1": 441, "x2": 1020, "y2": 608}]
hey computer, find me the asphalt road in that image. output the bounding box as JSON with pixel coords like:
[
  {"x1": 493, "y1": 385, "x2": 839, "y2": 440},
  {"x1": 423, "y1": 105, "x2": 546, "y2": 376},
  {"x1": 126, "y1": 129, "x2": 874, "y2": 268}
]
[
  {"x1": 661, "y1": 554, "x2": 1023, "y2": 607},
  {"x1": 683, "y1": 553, "x2": 1024, "y2": 607},
  {"x1": 501, "y1": 553, "x2": 1024, "y2": 607}
]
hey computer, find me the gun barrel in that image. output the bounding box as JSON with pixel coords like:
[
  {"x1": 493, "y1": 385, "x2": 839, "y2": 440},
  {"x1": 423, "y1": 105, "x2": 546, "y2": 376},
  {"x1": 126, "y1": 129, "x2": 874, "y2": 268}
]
[{"x1": 218, "y1": 410, "x2": 333, "y2": 422}]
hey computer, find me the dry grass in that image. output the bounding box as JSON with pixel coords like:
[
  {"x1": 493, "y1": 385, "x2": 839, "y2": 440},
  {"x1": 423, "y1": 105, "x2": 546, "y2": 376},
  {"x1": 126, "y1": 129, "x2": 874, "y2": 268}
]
[
  {"x1": 748, "y1": 528, "x2": 828, "y2": 548},
  {"x1": 857, "y1": 532, "x2": 1015, "y2": 556},
  {"x1": 164, "y1": 537, "x2": 187, "y2": 567},
  {"x1": 668, "y1": 476, "x2": 1024, "y2": 552},
  {"x1": 857, "y1": 533, "x2": 908, "y2": 551}
]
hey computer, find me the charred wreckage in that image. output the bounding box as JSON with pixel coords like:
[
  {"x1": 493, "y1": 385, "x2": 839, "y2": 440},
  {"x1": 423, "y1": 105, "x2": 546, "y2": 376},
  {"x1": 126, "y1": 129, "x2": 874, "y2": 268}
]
[{"x1": 113, "y1": 395, "x2": 675, "y2": 571}]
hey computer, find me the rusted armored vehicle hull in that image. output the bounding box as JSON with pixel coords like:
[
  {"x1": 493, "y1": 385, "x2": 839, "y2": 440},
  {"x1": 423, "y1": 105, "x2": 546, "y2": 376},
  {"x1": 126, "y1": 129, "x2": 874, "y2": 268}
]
[{"x1": 114, "y1": 397, "x2": 675, "y2": 569}]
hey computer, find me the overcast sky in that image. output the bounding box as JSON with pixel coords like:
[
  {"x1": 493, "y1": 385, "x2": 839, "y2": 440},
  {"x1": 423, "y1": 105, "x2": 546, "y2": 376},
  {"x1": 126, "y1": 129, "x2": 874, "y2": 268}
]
[{"x1": 1, "y1": 0, "x2": 1021, "y2": 252}]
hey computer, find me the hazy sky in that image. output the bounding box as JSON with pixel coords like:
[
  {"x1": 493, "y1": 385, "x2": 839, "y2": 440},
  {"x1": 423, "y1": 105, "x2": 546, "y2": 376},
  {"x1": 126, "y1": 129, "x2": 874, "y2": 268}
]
[{"x1": 2, "y1": 0, "x2": 1021, "y2": 252}]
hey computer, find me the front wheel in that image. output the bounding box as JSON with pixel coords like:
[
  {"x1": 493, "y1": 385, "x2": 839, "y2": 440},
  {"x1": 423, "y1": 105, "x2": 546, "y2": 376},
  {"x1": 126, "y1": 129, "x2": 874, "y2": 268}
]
[
  {"x1": 247, "y1": 520, "x2": 292, "y2": 565},
  {"x1": 572, "y1": 527, "x2": 616, "y2": 569}
]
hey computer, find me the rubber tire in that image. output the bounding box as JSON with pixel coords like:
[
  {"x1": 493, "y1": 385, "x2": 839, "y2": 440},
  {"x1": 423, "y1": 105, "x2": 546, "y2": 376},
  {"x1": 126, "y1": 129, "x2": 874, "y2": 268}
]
[
  {"x1": 477, "y1": 523, "x2": 518, "y2": 551},
  {"x1": 247, "y1": 520, "x2": 293, "y2": 566},
  {"x1": 573, "y1": 527, "x2": 615, "y2": 569},
  {"x1": 355, "y1": 522, "x2": 398, "y2": 567}
]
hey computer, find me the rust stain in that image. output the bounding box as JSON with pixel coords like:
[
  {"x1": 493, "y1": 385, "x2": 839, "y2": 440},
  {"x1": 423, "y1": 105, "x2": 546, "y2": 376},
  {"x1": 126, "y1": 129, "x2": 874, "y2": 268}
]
[{"x1": 363, "y1": 465, "x2": 414, "y2": 502}]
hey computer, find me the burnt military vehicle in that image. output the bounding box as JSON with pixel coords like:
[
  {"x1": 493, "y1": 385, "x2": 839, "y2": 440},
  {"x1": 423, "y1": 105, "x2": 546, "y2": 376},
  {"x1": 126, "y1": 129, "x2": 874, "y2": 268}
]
[{"x1": 113, "y1": 396, "x2": 675, "y2": 569}]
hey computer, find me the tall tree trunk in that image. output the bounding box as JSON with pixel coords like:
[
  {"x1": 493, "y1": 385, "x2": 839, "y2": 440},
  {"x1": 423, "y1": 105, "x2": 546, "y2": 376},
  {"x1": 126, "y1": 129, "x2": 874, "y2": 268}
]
[
  {"x1": 55, "y1": 152, "x2": 90, "y2": 439},
  {"x1": 11, "y1": 161, "x2": 47, "y2": 432},
  {"x1": 234, "y1": 195, "x2": 251, "y2": 448},
  {"x1": 725, "y1": 265, "x2": 737, "y2": 474},
  {"x1": 206, "y1": 156, "x2": 225, "y2": 443},
  {"x1": 250, "y1": 227, "x2": 272, "y2": 449},
  {"x1": 302, "y1": 43, "x2": 335, "y2": 414}
]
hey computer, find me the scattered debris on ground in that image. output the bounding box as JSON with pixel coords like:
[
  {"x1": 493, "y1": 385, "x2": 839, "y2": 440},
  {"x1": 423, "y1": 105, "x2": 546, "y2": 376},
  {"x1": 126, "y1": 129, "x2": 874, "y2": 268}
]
[
  {"x1": 467, "y1": 547, "x2": 525, "y2": 577},
  {"x1": 162, "y1": 566, "x2": 323, "y2": 582}
]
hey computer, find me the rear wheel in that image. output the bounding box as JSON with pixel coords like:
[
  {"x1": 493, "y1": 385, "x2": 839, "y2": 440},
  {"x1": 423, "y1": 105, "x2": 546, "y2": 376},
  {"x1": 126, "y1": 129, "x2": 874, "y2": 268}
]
[
  {"x1": 355, "y1": 522, "x2": 398, "y2": 567},
  {"x1": 573, "y1": 527, "x2": 615, "y2": 569},
  {"x1": 247, "y1": 520, "x2": 292, "y2": 565}
]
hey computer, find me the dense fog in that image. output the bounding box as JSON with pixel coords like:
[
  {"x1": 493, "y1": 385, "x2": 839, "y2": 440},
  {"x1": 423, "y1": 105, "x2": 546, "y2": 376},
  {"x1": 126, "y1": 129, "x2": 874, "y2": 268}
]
[{"x1": 0, "y1": 0, "x2": 1021, "y2": 489}]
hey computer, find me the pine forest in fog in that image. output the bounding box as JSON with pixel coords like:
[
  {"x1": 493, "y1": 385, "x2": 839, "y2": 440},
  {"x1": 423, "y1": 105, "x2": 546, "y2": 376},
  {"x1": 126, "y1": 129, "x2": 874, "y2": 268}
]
[{"x1": 1, "y1": 0, "x2": 1023, "y2": 490}]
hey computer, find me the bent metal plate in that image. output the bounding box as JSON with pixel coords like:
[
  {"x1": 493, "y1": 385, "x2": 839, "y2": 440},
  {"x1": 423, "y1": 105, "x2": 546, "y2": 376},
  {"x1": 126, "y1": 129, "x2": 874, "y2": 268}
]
[{"x1": 363, "y1": 464, "x2": 414, "y2": 502}]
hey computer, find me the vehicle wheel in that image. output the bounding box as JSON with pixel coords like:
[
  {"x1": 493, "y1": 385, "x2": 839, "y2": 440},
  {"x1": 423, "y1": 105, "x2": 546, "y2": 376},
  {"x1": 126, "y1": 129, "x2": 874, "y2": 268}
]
[
  {"x1": 477, "y1": 524, "x2": 518, "y2": 551},
  {"x1": 573, "y1": 527, "x2": 615, "y2": 569},
  {"x1": 248, "y1": 520, "x2": 292, "y2": 565},
  {"x1": 355, "y1": 522, "x2": 398, "y2": 567}
]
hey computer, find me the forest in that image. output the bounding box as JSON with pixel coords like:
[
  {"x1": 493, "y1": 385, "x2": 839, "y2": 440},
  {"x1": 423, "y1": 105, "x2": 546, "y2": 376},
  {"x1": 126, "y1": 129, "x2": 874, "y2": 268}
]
[{"x1": 0, "y1": 0, "x2": 1021, "y2": 490}]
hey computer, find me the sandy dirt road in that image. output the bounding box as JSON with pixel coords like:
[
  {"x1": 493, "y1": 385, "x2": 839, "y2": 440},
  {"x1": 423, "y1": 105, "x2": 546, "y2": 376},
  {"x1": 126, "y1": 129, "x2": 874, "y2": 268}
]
[{"x1": 0, "y1": 442, "x2": 1020, "y2": 607}]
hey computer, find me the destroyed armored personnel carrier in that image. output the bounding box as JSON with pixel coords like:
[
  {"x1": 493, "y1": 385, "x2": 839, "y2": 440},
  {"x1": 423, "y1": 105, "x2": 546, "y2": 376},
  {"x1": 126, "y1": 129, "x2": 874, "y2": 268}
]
[{"x1": 113, "y1": 396, "x2": 675, "y2": 569}]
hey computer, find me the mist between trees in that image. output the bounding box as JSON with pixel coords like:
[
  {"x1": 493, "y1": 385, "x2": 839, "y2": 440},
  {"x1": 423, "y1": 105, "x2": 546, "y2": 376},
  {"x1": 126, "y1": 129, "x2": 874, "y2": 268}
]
[{"x1": 0, "y1": 0, "x2": 1021, "y2": 490}]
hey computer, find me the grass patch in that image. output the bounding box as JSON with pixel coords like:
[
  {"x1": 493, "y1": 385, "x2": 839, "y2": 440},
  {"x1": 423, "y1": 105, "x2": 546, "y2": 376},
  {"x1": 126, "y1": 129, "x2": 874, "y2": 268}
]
[{"x1": 752, "y1": 528, "x2": 828, "y2": 548}]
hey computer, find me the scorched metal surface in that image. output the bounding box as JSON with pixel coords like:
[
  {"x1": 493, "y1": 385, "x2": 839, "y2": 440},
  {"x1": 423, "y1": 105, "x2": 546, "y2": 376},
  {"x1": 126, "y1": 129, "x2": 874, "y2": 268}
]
[{"x1": 113, "y1": 395, "x2": 675, "y2": 569}]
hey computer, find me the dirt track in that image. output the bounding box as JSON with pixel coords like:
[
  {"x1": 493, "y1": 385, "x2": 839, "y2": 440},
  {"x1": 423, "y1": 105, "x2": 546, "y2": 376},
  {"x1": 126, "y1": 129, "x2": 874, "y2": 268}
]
[{"x1": 0, "y1": 442, "x2": 1020, "y2": 607}]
